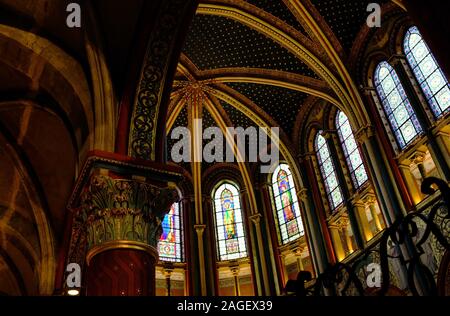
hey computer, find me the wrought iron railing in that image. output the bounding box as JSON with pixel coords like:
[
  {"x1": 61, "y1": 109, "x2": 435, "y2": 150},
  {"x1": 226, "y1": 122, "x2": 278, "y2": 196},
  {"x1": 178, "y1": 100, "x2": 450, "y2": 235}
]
[{"x1": 289, "y1": 177, "x2": 450, "y2": 296}]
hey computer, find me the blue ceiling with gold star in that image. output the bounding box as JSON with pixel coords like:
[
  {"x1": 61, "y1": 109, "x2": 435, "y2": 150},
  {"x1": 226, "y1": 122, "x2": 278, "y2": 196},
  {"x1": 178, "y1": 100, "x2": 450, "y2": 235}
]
[
  {"x1": 182, "y1": 14, "x2": 317, "y2": 77},
  {"x1": 312, "y1": 0, "x2": 389, "y2": 52}
]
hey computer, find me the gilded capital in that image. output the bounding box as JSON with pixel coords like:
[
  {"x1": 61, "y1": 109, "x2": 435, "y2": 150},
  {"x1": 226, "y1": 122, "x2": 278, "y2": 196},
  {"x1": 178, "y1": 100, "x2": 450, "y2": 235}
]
[
  {"x1": 80, "y1": 174, "x2": 179, "y2": 252},
  {"x1": 409, "y1": 151, "x2": 426, "y2": 166},
  {"x1": 66, "y1": 153, "x2": 184, "y2": 267},
  {"x1": 362, "y1": 193, "x2": 377, "y2": 207},
  {"x1": 194, "y1": 224, "x2": 206, "y2": 236}
]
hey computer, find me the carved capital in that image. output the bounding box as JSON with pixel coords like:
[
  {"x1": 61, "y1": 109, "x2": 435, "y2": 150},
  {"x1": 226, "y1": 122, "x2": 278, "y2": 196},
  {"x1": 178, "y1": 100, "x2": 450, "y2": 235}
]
[
  {"x1": 229, "y1": 261, "x2": 240, "y2": 276},
  {"x1": 79, "y1": 174, "x2": 178, "y2": 251},
  {"x1": 194, "y1": 224, "x2": 206, "y2": 236},
  {"x1": 409, "y1": 151, "x2": 426, "y2": 167},
  {"x1": 355, "y1": 125, "x2": 375, "y2": 145},
  {"x1": 249, "y1": 213, "x2": 262, "y2": 225},
  {"x1": 298, "y1": 188, "x2": 309, "y2": 202},
  {"x1": 66, "y1": 153, "x2": 183, "y2": 273},
  {"x1": 334, "y1": 216, "x2": 350, "y2": 231},
  {"x1": 362, "y1": 193, "x2": 377, "y2": 207}
]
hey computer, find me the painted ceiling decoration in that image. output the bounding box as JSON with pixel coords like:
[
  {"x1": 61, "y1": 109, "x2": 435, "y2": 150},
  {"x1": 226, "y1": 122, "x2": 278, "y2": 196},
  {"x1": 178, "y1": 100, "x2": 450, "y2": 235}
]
[
  {"x1": 311, "y1": 0, "x2": 389, "y2": 53},
  {"x1": 183, "y1": 14, "x2": 318, "y2": 76},
  {"x1": 168, "y1": 0, "x2": 405, "y2": 177}
]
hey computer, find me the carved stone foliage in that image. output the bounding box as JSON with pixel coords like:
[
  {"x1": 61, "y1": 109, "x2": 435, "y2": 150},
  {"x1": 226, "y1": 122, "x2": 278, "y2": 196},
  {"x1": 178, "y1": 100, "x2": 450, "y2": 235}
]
[
  {"x1": 129, "y1": 0, "x2": 196, "y2": 160},
  {"x1": 79, "y1": 175, "x2": 178, "y2": 251}
]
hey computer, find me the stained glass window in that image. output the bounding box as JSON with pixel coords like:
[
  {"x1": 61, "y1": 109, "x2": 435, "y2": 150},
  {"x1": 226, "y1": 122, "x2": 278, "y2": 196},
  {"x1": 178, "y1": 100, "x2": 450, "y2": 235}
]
[
  {"x1": 336, "y1": 111, "x2": 368, "y2": 189},
  {"x1": 404, "y1": 26, "x2": 450, "y2": 118},
  {"x1": 271, "y1": 164, "x2": 304, "y2": 245},
  {"x1": 374, "y1": 61, "x2": 423, "y2": 149},
  {"x1": 213, "y1": 183, "x2": 248, "y2": 261},
  {"x1": 159, "y1": 202, "x2": 183, "y2": 262},
  {"x1": 315, "y1": 132, "x2": 344, "y2": 211}
]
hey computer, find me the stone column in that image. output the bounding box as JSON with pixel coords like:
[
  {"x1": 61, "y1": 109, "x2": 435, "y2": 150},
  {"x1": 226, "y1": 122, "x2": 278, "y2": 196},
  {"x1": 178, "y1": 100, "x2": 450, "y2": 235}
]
[
  {"x1": 352, "y1": 199, "x2": 373, "y2": 242},
  {"x1": 230, "y1": 263, "x2": 240, "y2": 296},
  {"x1": 299, "y1": 155, "x2": 337, "y2": 272},
  {"x1": 67, "y1": 154, "x2": 182, "y2": 296},
  {"x1": 164, "y1": 264, "x2": 174, "y2": 297},
  {"x1": 294, "y1": 246, "x2": 305, "y2": 272},
  {"x1": 398, "y1": 162, "x2": 423, "y2": 206},
  {"x1": 249, "y1": 213, "x2": 271, "y2": 296},
  {"x1": 363, "y1": 195, "x2": 384, "y2": 233},
  {"x1": 356, "y1": 125, "x2": 404, "y2": 225},
  {"x1": 328, "y1": 225, "x2": 346, "y2": 262}
]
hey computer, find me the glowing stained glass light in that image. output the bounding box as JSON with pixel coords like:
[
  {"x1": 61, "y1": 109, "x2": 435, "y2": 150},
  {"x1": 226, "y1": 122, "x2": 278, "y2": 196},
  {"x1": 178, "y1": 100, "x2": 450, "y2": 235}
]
[
  {"x1": 271, "y1": 164, "x2": 304, "y2": 245},
  {"x1": 374, "y1": 61, "x2": 423, "y2": 149},
  {"x1": 159, "y1": 203, "x2": 183, "y2": 262},
  {"x1": 404, "y1": 26, "x2": 450, "y2": 118},
  {"x1": 336, "y1": 111, "x2": 368, "y2": 188},
  {"x1": 214, "y1": 183, "x2": 248, "y2": 261},
  {"x1": 316, "y1": 133, "x2": 344, "y2": 211}
]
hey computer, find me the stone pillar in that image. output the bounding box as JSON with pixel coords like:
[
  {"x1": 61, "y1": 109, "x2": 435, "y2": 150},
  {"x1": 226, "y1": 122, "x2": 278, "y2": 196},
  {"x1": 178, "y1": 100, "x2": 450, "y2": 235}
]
[
  {"x1": 163, "y1": 264, "x2": 174, "y2": 297},
  {"x1": 249, "y1": 213, "x2": 271, "y2": 296},
  {"x1": 294, "y1": 246, "x2": 305, "y2": 272},
  {"x1": 194, "y1": 224, "x2": 207, "y2": 296},
  {"x1": 67, "y1": 153, "x2": 182, "y2": 296},
  {"x1": 356, "y1": 126, "x2": 404, "y2": 225},
  {"x1": 398, "y1": 162, "x2": 423, "y2": 206},
  {"x1": 363, "y1": 195, "x2": 384, "y2": 233},
  {"x1": 329, "y1": 225, "x2": 346, "y2": 262},
  {"x1": 352, "y1": 199, "x2": 373, "y2": 242},
  {"x1": 230, "y1": 264, "x2": 240, "y2": 296},
  {"x1": 300, "y1": 155, "x2": 337, "y2": 270},
  {"x1": 258, "y1": 182, "x2": 283, "y2": 294}
]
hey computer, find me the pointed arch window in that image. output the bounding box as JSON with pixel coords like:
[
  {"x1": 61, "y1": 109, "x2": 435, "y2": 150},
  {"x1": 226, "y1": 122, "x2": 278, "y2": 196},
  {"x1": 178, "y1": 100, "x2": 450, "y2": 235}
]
[
  {"x1": 404, "y1": 26, "x2": 450, "y2": 118},
  {"x1": 271, "y1": 164, "x2": 304, "y2": 245},
  {"x1": 374, "y1": 61, "x2": 423, "y2": 149},
  {"x1": 336, "y1": 111, "x2": 368, "y2": 189},
  {"x1": 315, "y1": 133, "x2": 344, "y2": 211},
  {"x1": 213, "y1": 183, "x2": 248, "y2": 261},
  {"x1": 159, "y1": 202, "x2": 184, "y2": 262}
]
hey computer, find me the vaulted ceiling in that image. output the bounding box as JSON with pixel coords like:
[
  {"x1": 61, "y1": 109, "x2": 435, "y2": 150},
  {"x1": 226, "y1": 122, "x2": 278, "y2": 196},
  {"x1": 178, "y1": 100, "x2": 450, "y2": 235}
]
[{"x1": 167, "y1": 0, "x2": 403, "y2": 175}]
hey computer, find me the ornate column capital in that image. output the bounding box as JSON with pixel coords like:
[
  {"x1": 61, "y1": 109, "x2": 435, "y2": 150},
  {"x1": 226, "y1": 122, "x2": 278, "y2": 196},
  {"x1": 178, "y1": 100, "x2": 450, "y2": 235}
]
[
  {"x1": 229, "y1": 261, "x2": 240, "y2": 276},
  {"x1": 362, "y1": 193, "x2": 376, "y2": 206},
  {"x1": 194, "y1": 224, "x2": 206, "y2": 236},
  {"x1": 298, "y1": 188, "x2": 309, "y2": 202},
  {"x1": 355, "y1": 125, "x2": 375, "y2": 145},
  {"x1": 67, "y1": 152, "x2": 184, "y2": 266},
  {"x1": 291, "y1": 243, "x2": 306, "y2": 257},
  {"x1": 334, "y1": 216, "x2": 350, "y2": 231},
  {"x1": 409, "y1": 151, "x2": 426, "y2": 166},
  {"x1": 249, "y1": 213, "x2": 262, "y2": 225}
]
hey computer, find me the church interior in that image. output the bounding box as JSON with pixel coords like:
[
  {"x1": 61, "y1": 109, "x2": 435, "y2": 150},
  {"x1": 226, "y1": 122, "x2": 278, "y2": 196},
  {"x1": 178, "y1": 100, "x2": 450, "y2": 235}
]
[{"x1": 0, "y1": 0, "x2": 449, "y2": 296}]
